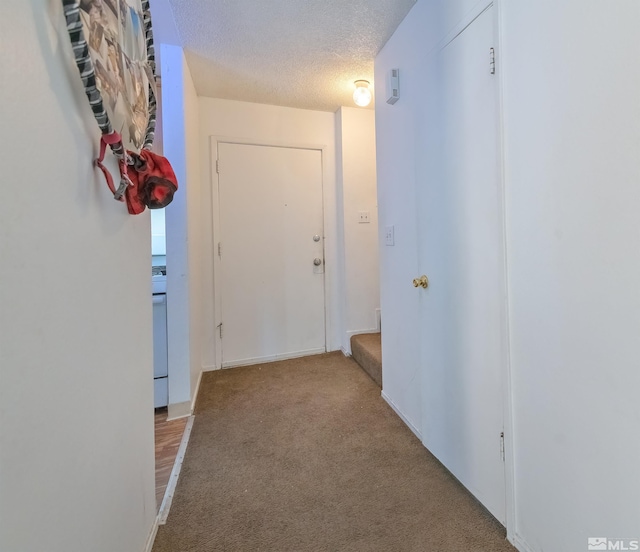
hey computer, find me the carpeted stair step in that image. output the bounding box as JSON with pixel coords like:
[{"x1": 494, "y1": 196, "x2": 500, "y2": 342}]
[{"x1": 350, "y1": 332, "x2": 382, "y2": 387}]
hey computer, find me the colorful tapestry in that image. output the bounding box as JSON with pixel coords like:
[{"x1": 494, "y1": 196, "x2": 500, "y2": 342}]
[{"x1": 77, "y1": 0, "x2": 152, "y2": 149}]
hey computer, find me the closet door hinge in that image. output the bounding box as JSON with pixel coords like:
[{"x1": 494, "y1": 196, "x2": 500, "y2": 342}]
[
  {"x1": 216, "y1": 159, "x2": 220, "y2": 174},
  {"x1": 218, "y1": 242, "x2": 222, "y2": 258},
  {"x1": 500, "y1": 431, "x2": 505, "y2": 462},
  {"x1": 489, "y1": 47, "x2": 496, "y2": 75},
  {"x1": 217, "y1": 322, "x2": 223, "y2": 339}
]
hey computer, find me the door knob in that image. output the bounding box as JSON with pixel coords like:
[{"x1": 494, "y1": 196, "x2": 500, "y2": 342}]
[
  {"x1": 313, "y1": 258, "x2": 323, "y2": 266},
  {"x1": 413, "y1": 275, "x2": 429, "y2": 289}
]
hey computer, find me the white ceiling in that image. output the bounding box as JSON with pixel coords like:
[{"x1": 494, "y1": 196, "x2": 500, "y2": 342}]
[{"x1": 162, "y1": 0, "x2": 416, "y2": 112}]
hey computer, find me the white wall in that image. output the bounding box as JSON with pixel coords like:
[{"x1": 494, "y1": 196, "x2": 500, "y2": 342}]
[
  {"x1": 336, "y1": 107, "x2": 380, "y2": 353},
  {"x1": 162, "y1": 44, "x2": 203, "y2": 417},
  {"x1": 502, "y1": 2, "x2": 640, "y2": 551},
  {"x1": 198, "y1": 98, "x2": 342, "y2": 362},
  {"x1": 198, "y1": 99, "x2": 380, "y2": 362},
  {"x1": 375, "y1": 29, "x2": 422, "y2": 433},
  {"x1": 184, "y1": 54, "x2": 204, "y2": 404},
  {"x1": 0, "y1": 2, "x2": 156, "y2": 551},
  {"x1": 146, "y1": 0, "x2": 181, "y2": 72},
  {"x1": 377, "y1": 0, "x2": 640, "y2": 550}
]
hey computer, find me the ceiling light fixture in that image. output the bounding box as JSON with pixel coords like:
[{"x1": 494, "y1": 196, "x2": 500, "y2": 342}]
[{"x1": 353, "y1": 80, "x2": 372, "y2": 107}]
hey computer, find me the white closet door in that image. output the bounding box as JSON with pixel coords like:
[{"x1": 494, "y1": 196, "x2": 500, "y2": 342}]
[{"x1": 417, "y1": 5, "x2": 507, "y2": 523}]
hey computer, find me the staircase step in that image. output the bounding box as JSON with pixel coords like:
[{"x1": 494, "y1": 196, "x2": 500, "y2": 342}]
[{"x1": 350, "y1": 332, "x2": 382, "y2": 387}]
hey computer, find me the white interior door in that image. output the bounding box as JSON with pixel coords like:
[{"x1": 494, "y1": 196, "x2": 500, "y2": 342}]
[
  {"x1": 417, "y1": 5, "x2": 507, "y2": 523},
  {"x1": 217, "y1": 143, "x2": 326, "y2": 368}
]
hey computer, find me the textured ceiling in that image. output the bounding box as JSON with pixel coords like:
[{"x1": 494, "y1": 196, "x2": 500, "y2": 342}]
[{"x1": 165, "y1": 0, "x2": 416, "y2": 112}]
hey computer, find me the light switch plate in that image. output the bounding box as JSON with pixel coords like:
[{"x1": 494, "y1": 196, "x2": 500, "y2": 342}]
[{"x1": 385, "y1": 225, "x2": 395, "y2": 246}]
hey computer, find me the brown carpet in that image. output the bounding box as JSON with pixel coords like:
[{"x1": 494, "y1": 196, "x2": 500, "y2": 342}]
[
  {"x1": 350, "y1": 332, "x2": 382, "y2": 387},
  {"x1": 152, "y1": 352, "x2": 515, "y2": 552}
]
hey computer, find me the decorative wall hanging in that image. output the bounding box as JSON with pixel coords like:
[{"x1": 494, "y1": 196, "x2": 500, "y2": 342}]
[{"x1": 62, "y1": 0, "x2": 177, "y2": 214}]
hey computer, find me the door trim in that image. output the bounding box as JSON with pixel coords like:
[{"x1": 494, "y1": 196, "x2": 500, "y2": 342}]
[
  {"x1": 209, "y1": 136, "x2": 332, "y2": 370},
  {"x1": 493, "y1": 0, "x2": 517, "y2": 544}
]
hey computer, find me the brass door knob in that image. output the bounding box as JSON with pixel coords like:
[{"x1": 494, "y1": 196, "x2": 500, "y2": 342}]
[{"x1": 413, "y1": 275, "x2": 429, "y2": 289}]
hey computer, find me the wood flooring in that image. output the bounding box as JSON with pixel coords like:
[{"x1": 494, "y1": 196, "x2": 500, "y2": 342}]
[{"x1": 154, "y1": 408, "x2": 188, "y2": 511}]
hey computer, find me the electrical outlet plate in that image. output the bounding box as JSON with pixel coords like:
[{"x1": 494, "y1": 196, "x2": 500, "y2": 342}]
[{"x1": 358, "y1": 211, "x2": 370, "y2": 223}]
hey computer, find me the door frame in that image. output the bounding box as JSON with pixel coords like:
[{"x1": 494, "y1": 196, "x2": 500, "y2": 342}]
[
  {"x1": 494, "y1": 0, "x2": 517, "y2": 542},
  {"x1": 426, "y1": 0, "x2": 516, "y2": 541},
  {"x1": 209, "y1": 136, "x2": 333, "y2": 370}
]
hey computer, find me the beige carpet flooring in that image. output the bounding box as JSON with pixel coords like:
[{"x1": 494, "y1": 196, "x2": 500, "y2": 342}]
[{"x1": 152, "y1": 352, "x2": 515, "y2": 552}]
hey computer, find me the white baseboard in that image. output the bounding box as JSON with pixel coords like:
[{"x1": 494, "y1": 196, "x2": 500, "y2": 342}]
[
  {"x1": 167, "y1": 400, "x2": 191, "y2": 421},
  {"x1": 511, "y1": 534, "x2": 534, "y2": 552},
  {"x1": 190, "y1": 370, "x2": 203, "y2": 414},
  {"x1": 143, "y1": 515, "x2": 159, "y2": 552},
  {"x1": 221, "y1": 347, "x2": 325, "y2": 369},
  {"x1": 169, "y1": 368, "x2": 205, "y2": 421},
  {"x1": 158, "y1": 415, "x2": 195, "y2": 524},
  {"x1": 341, "y1": 346, "x2": 350, "y2": 357},
  {"x1": 381, "y1": 391, "x2": 422, "y2": 441},
  {"x1": 202, "y1": 364, "x2": 218, "y2": 372}
]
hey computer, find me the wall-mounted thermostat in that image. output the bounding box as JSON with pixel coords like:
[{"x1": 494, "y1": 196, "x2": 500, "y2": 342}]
[{"x1": 387, "y1": 68, "x2": 400, "y2": 105}]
